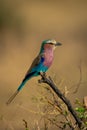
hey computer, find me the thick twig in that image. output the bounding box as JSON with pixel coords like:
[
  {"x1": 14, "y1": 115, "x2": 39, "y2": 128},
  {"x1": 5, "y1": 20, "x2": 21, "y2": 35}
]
[{"x1": 39, "y1": 73, "x2": 82, "y2": 128}]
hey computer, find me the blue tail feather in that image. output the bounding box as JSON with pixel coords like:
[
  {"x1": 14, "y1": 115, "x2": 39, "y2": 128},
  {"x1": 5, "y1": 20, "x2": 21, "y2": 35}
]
[
  {"x1": 7, "y1": 71, "x2": 37, "y2": 104},
  {"x1": 17, "y1": 71, "x2": 36, "y2": 91},
  {"x1": 17, "y1": 80, "x2": 27, "y2": 91}
]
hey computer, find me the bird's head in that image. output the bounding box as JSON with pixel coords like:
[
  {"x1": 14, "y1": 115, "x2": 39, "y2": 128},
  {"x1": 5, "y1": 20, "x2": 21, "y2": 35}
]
[{"x1": 40, "y1": 39, "x2": 62, "y2": 53}]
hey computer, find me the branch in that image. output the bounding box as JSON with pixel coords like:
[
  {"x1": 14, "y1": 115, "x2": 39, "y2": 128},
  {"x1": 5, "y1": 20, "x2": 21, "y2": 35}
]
[{"x1": 39, "y1": 73, "x2": 82, "y2": 129}]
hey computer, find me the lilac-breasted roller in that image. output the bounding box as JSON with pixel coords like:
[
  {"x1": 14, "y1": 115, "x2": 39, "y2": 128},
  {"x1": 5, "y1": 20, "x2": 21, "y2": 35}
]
[{"x1": 7, "y1": 39, "x2": 62, "y2": 104}]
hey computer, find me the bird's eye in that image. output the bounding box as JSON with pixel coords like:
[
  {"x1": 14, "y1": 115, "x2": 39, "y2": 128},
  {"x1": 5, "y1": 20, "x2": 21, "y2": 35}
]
[{"x1": 49, "y1": 43, "x2": 53, "y2": 45}]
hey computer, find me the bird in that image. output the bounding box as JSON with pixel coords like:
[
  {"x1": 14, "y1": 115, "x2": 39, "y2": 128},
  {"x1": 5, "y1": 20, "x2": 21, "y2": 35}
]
[{"x1": 7, "y1": 39, "x2": 62, "y2": 104}]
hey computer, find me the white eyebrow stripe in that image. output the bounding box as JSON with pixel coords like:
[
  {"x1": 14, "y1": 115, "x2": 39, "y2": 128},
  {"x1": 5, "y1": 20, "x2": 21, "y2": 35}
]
[{"x1": 47, "y1": 40, "x2": 56, "y2": 44}]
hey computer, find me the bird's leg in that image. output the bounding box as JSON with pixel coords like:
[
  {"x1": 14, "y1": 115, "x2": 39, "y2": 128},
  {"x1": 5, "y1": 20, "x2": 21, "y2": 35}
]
[
  {"x1": 43, "y1": 72, "x2": 47, "y2": 77},
  {"x1": 38, "y1": 72, "x2": 47, "y2": 83},
  {"x1": 40, "y1": 72, "x2": 47, "y2": 77}
]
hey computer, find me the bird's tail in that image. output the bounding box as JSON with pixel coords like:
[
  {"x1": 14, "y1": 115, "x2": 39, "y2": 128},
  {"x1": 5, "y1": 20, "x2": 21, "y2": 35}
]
[
  {"x1": 6, "y1": 81, "x2": 26, "y2": 105},
  {"x1": 6, "y1": 90, "x2": 19, "y2": 105},
  {"x1": 6, "y1": 71, "x2": 36, "y2": 105}
]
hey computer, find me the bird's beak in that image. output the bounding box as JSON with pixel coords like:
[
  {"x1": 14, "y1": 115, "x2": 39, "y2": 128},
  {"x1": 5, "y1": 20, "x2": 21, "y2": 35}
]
[{"x1": 55, "y1": 42, "x2": 62, "y2": 46}]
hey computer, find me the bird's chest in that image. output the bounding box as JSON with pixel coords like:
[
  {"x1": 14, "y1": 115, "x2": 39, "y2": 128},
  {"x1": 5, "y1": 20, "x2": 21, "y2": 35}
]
[{"x1": 43, "y1": 50, "x2": 54, "y2": 67}]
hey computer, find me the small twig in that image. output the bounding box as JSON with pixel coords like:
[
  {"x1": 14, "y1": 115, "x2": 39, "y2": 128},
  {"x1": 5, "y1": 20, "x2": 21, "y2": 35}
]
[
  {"x1": 46, "y1": 97, "x2": 63, "y2": 113},
  {"x1": 39, "y1": 73, "x2": 82, "y2": 128},
  {"x1": 47, "y1": 118, "x2": 63, "y2": 129},
  {"x1": 73, "y1": 59, "x2": 82, "y2": 93},
  {"x1": 23, "y1": 119, "x2": 28, "y2": 129}
]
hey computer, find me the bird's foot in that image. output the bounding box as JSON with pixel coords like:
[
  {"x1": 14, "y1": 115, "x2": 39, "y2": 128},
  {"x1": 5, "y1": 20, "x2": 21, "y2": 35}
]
[
  {"x1": 39, "y1": 72, "x2": 47, "y2": 77},
  {"x1": 38, "y1": 72, "x2": 47, "y2": 83}
]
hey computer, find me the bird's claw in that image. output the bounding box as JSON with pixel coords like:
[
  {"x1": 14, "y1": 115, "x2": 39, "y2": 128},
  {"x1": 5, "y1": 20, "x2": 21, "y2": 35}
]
[
  {"x1": 38, "y1": 72, "x2": 47, "y2": 83},
  {"x1": 39, "y1": 72, "x2": 47, "y2": 77}
]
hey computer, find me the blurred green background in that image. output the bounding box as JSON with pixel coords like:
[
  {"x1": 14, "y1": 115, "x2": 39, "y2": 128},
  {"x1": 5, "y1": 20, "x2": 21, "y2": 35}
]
[{"x1": 0, "y1": 0, "x2": 87, "y2": 130}]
